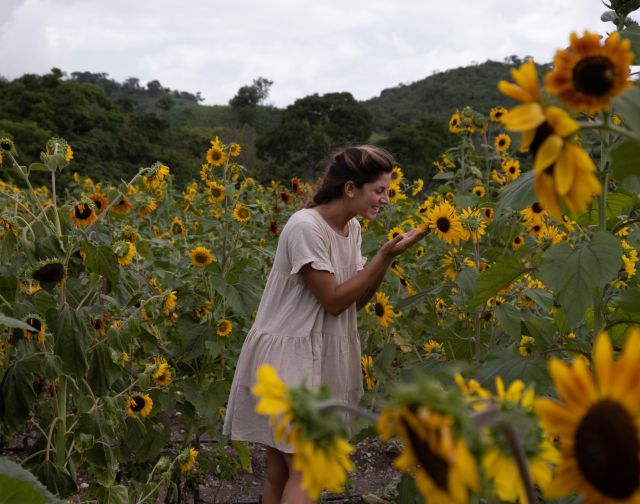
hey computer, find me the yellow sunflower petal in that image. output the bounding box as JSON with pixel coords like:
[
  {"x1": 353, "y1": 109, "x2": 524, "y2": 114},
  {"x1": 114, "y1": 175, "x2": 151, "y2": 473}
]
[
  {"x1": 502, "y1": 102, "x2": 546, "y2": 131},
  {"x1": 534, "y1": 135, "x2": 564, "y2": 173},
  {"x1": 553, "y1": 144, "x2": 576, "y2": 196}
]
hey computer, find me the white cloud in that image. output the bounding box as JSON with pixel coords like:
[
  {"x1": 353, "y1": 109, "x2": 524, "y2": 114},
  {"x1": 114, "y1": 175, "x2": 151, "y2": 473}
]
[{"x1": 0, "y1": 0, "x2": 618, "y2": 107}]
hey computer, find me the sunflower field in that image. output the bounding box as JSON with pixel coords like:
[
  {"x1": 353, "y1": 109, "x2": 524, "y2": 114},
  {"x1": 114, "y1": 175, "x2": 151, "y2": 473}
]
[{"x1": 2, "y1": 3, "x2": 640, "y2": 503}]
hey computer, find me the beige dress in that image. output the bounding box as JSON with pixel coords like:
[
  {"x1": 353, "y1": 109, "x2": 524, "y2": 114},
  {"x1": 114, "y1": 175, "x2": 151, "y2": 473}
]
[{"x1": 223, "y1": 207, "x2": 365, "y2": 453}]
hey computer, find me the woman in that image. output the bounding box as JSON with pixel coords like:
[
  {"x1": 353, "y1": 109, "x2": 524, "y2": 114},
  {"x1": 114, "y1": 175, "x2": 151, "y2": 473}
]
[{"x1": 223, "y1": 145, "x2": 426, "y2": 503}]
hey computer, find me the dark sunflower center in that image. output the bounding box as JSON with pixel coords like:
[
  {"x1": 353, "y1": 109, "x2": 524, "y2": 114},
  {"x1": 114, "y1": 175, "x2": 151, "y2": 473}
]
[
  {"x1": 211, "y1": 150, "x2": 222, "y2": 161},
  {"x1": 173, "y1": 223, "x2": 183, "y2": 234},
  {"x1": 509, "y1": 166, "x2": 516, "y2": 174},
  {"x1": 389, "y1": 189, "x2": 396, "y2": 198},
  {"x1": 130, "y1": 396, "x2": 145, "y2": 412},
  {"x1": 0, "y1": 141, "x2": 11, "y2": 150},
  {"x1": 374, "y1": 303, "x2": 385, "y2": 317},
  {"x1": 26, "y1": 318, "x2": 42, "y2": 332},
  {"x1": 574, "y1": 399, "x2": 640, "y2": 499},
  {"x1": 532, "y1": 224, "x2": 541, "y2": 233},
  {"x1": 239, "y1": 209, "x2": 249, "y2": 218},
  {"x1": 401, "y1": 418, "x2": 449, "y2": 491},
  {"x1": 515, "y1": 237, "x2": 522, "y2": 244},
  {"x1": 211, "y1": 189, "x2": 222, "y2": 198},
  {"x1": 91, "y1": 198, "x2": 103, "y2": 210},
  {"x1": 219, "y1": 322, "x2": 229, "y2": 332},
  {"x1": 532, "y1": 202, "x2": 543, "y2": 214},
  {"x1": 75, "y1": 204, "x2": 93, "y2": 219},
  {"x1": 573, "y1": 56, "x2": 615, "y2": 97},
  {"x1": 195, "y1": 253, "x2": 208, "y2": 263},
  {"x1": 33, "y1": 263, "x2": 65, "y2": 283},
  {"x1": 436, "y1": 217, "x2": 451, "y2": 233}
]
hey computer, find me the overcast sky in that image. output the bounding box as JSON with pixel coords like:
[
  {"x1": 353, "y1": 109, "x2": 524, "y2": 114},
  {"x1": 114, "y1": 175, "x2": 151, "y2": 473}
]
[{"x1": 0, "y1": 0, "x2": 614, "y2": 107}]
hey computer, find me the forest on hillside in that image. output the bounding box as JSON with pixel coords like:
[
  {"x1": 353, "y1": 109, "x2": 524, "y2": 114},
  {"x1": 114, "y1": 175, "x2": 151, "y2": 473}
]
[{"x1": 0, "y1": 57, "x2": 542, "y2": 185}]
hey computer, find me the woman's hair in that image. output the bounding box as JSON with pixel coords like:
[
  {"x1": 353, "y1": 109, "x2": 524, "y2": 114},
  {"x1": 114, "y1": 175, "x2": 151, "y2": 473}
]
[{"x1": 307, "y1": 145, "x2": 396, "y2": 207}]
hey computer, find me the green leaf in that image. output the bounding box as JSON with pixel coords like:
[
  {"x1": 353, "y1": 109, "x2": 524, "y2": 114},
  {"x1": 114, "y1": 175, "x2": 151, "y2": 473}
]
[
  {"x1": 82, "y1": 241, "x2": 120, "y2": 293},
  {"x1": 467, "y1": 255, "x2": 527, "y2": 309},
  {"x1": 494, "y1": 304, "x2": 522, "y2": 338},
  {"x1": 0, "y1": 314, "x2": 36, "y2": 331},
  {"x1": 30, "y1": 461, "x2": 78, "y2": 499},
  {"x1": 231, "y1": 441, "x2": 253, "y2": 474},
  {"x1": 523, "y1": 288, "x2": 554, "y2": 311},
  {"x1": 611, "y1": 141, "x2": 640, "y2": 180},
  {"x1": 614, "y1": 85, "x2": 640, "y2": 132},
  {"x1": 48, "y1": 304, "x2": 91, "y2": 378},
  {"x1": 539, "y1": 232, "x2": 623, "y2": 327},
  {"x1": 621, "y1": 26, "x2": 640, "y2": 65},
  {"x1": 28, "y1": 163, "x2": 49, "y2": 173},
  {"x1": 94, "y1": 485, "x2": 128, "y2": 504},
  {"x1": 475, "y1": 352, "x2": 553, "y2": 394},
  {"x1": 0, "y1": 362, "x2": 36, "y2": 431},
  {"x1": 0, "y1": 458, "x2": 64, "y2": 504},
  {"x1": 431, "y1": 171, "x2": 455, "y2": 180},
  {"x1": 497, "y1": 169, "x2": 536, "y2": 212},
  {"x1": 455, "y1": 268, "x2": 480, "y2": 307},
  {"x1": 582, "y1": 191, "x2": 634, "y2": 226},
  {"x1": 87, "y1": 343, "x2": 121, "y2": 396}
]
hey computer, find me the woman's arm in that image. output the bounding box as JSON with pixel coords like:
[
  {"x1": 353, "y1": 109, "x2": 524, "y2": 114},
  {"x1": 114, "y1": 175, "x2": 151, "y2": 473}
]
[{"x1": 300, "y1": 228, "x2": 426, "y2": 316}]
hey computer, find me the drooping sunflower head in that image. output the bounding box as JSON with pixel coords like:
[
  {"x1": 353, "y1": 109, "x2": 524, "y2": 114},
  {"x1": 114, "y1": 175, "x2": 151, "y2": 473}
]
[
  {"x1": 136, "y1": 196, "x2": 158, "y2": 217},
  {"x1": 22, "y1": 314, "x2": 46, "y2": 343},
  {"x1": 151, "y1": 358, "x2": 172, "y2": 387},
  {"x1": 228, "y1": 143, "x2": 241, "y2": 158},
  {"x1": 27, "y1": 259, "x2": 66, "y2": 285},
  {"x1": 70, "y1": 200, "x2": 98, "y2": 228},
  {"x1": 88, "y1": 193, "x2": 108, "y2": 214},
  {"x1": 113, "y1": 240, "x2": 136, "y2": 266},
  {"x1": 170, "y1": 217, "x2": 186, "y2": 237},
  {"x1": 535, "y1": 329, "x2": 640, "y2": 503},
  {"x1": 290, "y1": 176, "x2": 302, "y2": 195},
  {"x1": 269, "y1": 220, "x2": 279, "y2": 236},
  {"x1": 280, "y1": 190, "x2": 292, "y2": 205},
  {"x1": 207, "y1": 181, "x2": 225, "y2": 203},
  {"x1": 180, "y1": 447, "x2": 199, "y2": 472},
  {"x1": 111, "y1": 196, "x2": 132, "y2": 215},
  {"x1": 233, "y1": 204, "x2": 251, "y2": 223},
  {"x1": 216, "y1": 318, "x2": 233, "y2": 337},
  {"x1": 449, "y1": 111, "x2": 463, "y2": 133},
  {"x1": 545, "y1": 30, "x2": 634, "y2": 114},
  {"x1": 189, "y1": 246, "x2": 214, "y2": 267}
]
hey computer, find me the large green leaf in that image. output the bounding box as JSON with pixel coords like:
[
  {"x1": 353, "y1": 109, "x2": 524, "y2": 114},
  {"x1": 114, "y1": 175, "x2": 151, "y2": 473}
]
[
  {"x1": 48, "y1": 304, "x2": 91, "y2": 378},
  {"x1": 539, "y1": 232, "x2": 623, "y2": 327},
  {"x1": 82, "y1": 241, "x2": 120, "y2": 293},
  {"x1": 496, "y1": 169, "x2": 536, "y2": 212},
  {"x1": 455, "y1": 267, "x2": 480, "y2": 307},
  {"x1": 467, "y1": 255, "x2": 527, "y2": 309},
  {"x1": 0, "y1": 362, "x2": 36, "y2": 431},
  {"x1": 614, "y1": 85, "x2": 640, "y2": 133},
  {"x1": 611, "y1": 141, "x2": 640, "y2": 180},
  {"x1": 621, "y1": 26, "x2": 640, "y2": 66},
  {"x1": 494, "y1": 304, "x2": 522, "y2": 338},
  {"x1": 581, "y1": 191, "x2": 635, "y2": 226},
  {"x1": 0, "y1": 458, "x2": 64, "y2": 504},
  {"x1": 474, "y1": 352, "x2": 552, "y2": 394},
  {"x1": 30, "y1": 461, "x2": 77, "y2": 498},
  {"x1": 87, "y1": 343, "x2": 121, "y2": 396},
  {"x1": 0, "y1": 314, "x2": 36, "y2": 331}
]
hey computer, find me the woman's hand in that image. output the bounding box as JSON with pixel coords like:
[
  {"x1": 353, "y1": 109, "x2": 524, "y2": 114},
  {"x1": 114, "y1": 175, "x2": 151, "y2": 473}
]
[{"x1": 380, "y1": 226, "x2": 428, "y2": 258}]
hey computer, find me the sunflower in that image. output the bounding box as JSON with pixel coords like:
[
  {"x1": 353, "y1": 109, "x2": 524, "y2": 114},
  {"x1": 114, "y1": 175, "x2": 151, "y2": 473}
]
[
  {"x1": 391, "y1": 165, "x2": 404, "y2": 183},
  {"x1": 65, "y1": 144, "x2": 73, "y2": 163},
  {"x1": 233, "y1": 204, "x2": 251, "y2": 223},
  {"x1": 489, "y1": 106, "x2": 507, "y2": 123},
  {"x1": 29, "y1": 259, "x2": 66, "y2": 285},
  {"x1": 127, "y1": 394, "x2": 153, "y2": 418},
  {"x1": 481, "y1": 207, "x2": 494, "y2": 222},
  {"x1": 483, "y1": 377, "x2": 560, "y2": 503},
  {"x1": 88, "y1": 193, "x2": 108, "y2": 214},
  {"x1": 449, "y1": 111, "x2": 463, "y2": 133},
  {"x1": 501, "y1": 158, "x2": 521, "y2": 181},
  {"x1": 433, "y1": 160, "x2": 445, "y2": 173},
  {"x1": 269, "y1": 220, "x2": 279, "y2": 236},
  {"x1": 70, "y1": 201, "x2": 98, "y2": 228},
  {"x1": 290, "y1": 176, "x2": 303, "y2": 195},
  {"x1": 137, "y1": 197, "x2": 157, "y2": 217},
  {"x1": 170, "y1": 217, "x2": 186, "y2": 237},
  {"x1": 426, "y1": 202, "x2": 465, "y2": 245},
  {"x1": 280, "y1": 190, "x2": 292, "y2": 205},
  {"x1": 415, "y1": 245, "x2": 425, "y2": 259},
  {"x1": 373, "y1": 292, "x2": 396, "y2": 328},
  {"x1": 206, "y1": 137, "x2": 228, "y2": 167},
  {"x1": 23, "y1": 315, "x2": 46, "y2": 343},
  {"x1": 361, "y1": 355, "x2": 375, "y2": 390},
  {"x1": 163, "y1": 291, "x2": 178, "y2": 320},
  {"x1": 226, "y1": 142, "x2": 241, "y2": 158},
  {"x1": 521, "y1": 201, "x2": 546, "y2": 225},
  {"x1": 536, "y1": 330, "x2": 640, "y2": 503},
  {"x1": 511, "y1": 235, "x2": 525, "y2": 250},
  {"x1": 471, "y1": 185, "x2": 485, "y2": 198},
  {"x1": 151, "y1": 357, "x2": 172, "y2": 387},
  {"x1": 216, "y1": 319, "x2": 233, "y2": 337},
  {"x1": 411, "y1": 178, "x2": 424, "y2": 197},
  {"x1": 180, "y1": 448, "x2": 198, "y2": 472},
  {"x1": 545, "y1": 31, "x2": 634, "y2": 114},
  {"x1": 494, "y1": 133, "x2": 511, "y2": 152},
  {"x1": 377, "y1": 406, "x2": 479, "y2": 504},
  {"x1": 207, "y1": 181, "x2": 225, "y2": 203},
  {"x1": 189, "y1": 246, "x2": 213, "y2": 267},
  {"x1": 113, "y1": 240, "x2": 136, "y2": 266},
  {"x1": 388, "y1": 182, "x2": 407, "y2": 204},
  {"x1": 111, "y1": 196, "x2": 132, "y2": 214},
  {"x1": 0, "y1": 216, "x2": 19, "y2": 236},
  {"x1": 387, "y1": 226, "x2": 404, "y2": 241},
  {"x1": 459, "y1": 208, "x2": 486, "y2": 243},
  {"x1": 423, "y1": 339, "x2": 445, "y2": 361},
  {"x1": 498, "y1": 59, "x2": 541, "y2": 104},
  {"x1": 518, "y1": 335, "x2": 535, "y2": 356}
]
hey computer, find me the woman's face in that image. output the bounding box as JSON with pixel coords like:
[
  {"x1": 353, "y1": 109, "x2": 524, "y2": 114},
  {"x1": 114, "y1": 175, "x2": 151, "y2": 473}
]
[{"x1": 352, "y1": 172, "x2": 391, "y2": 220}]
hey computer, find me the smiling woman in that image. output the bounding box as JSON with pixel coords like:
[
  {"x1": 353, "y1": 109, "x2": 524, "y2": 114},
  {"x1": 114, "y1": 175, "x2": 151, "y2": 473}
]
[{"x1": 223, "y1": 145, "x2": 426, "y2": 502}]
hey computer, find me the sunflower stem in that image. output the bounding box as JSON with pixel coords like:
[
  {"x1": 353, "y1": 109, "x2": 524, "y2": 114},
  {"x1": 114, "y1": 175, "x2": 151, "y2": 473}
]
[
  {"x1": 50, "y1": 170, "x2": 63, "y2": 239},
  {"x1": 316, "y1": 399, "x2": 379, "y2": 423},
  {"x1": 498, "y1": 422, "x2": 538, "y2": 504},
  {"x1": 54, "y1": 377, "x2": 68, "y2": 468}
]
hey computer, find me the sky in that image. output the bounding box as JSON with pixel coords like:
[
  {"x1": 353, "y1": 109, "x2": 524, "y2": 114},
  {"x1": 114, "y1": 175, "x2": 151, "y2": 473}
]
[{"x1": 0, "y1": 0, "x2": 614, "y2": 108}]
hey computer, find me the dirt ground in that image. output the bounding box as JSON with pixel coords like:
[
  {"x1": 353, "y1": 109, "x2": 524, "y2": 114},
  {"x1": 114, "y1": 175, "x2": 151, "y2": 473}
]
[{"x1": 198, "y1": 438, "x2": 401, "y2": 503}]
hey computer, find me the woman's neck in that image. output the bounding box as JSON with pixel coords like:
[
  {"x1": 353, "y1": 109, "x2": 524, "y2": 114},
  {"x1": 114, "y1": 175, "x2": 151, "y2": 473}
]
[{"x1": 313, "y1": 199, "x2": 354, "y2": 235}]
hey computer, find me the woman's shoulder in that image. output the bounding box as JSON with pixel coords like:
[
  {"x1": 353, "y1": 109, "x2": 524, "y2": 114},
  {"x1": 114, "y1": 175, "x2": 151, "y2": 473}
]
[{"x1": 282, "y1": 208, "x2": 322, "y2": 231}]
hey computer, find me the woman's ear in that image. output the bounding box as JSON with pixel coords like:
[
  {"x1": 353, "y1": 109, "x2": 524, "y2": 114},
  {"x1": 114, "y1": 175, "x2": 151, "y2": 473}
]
[{"x1": 344, "y1": 180, "x2": 356, "y2": 198}]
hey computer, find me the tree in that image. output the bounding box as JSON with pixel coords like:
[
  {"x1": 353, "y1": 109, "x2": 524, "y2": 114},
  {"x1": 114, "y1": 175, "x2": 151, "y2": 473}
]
[
  {"x1": 256, "y1": 92, "x2": 371, "y2": 180},
  {"x1": 229, "y1": 77, "x2": 273, "y2": 125}
]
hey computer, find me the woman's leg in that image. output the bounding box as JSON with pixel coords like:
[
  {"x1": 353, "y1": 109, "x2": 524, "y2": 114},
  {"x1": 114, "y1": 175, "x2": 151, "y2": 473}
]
[
  {"x1": 281, "y1": 452, "x2": 315, "y2": 504},
  {"x1": 262, "y1": 447, "x2": 289, "y2": 504}
]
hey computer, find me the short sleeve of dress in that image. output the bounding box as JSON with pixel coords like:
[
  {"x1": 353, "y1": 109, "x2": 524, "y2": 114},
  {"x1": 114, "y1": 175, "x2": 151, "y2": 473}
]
[{"x1": 287, "y1": 220, "x2": 334, "y2": 275}]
